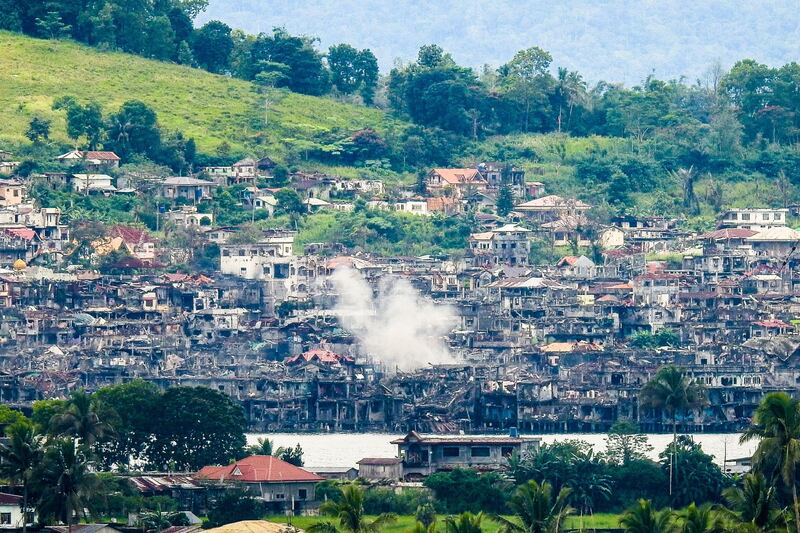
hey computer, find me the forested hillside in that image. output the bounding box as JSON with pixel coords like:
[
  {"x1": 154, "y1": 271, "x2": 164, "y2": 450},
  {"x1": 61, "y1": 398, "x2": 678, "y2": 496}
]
[{"x1": 0, "y1": 31, "x2": 392, "y2": 156}]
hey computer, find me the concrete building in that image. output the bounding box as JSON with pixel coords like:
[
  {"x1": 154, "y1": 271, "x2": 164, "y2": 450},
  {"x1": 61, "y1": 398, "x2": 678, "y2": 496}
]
[
  {"x1": 468, "y1": 224, "x2": 532, "y2": 267},
  {"x1": 390, "y1": 431, "x2": 540, "y2": 479},
  {"x1": 718, "y1": 208, "x2": 789, "y2": 231}
]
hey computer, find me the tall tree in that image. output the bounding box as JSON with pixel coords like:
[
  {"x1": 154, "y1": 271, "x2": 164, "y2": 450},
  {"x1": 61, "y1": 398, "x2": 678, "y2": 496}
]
[
  {"x1": 639, "y1": 365, "x2": 706, "y2": 497},
  {"x1": 148, "y1": 386, "x2": 246, "y2": 471},
  {"x1": 249, "y1": 28, "x2": 330, "y2": 95},
  {"x1": 0, "y1": 421, "x2": 43, "y2": 533},
  {"x1": 328, "y1": 44, "x2": 362, "y2": 94},
  {"x1": 106, "y1": 100, "x2": 162, "y2": 161},
  {"x1": 605, "y1": 420, "x2": 653, "y2": 466},
  {"x1": 25, "y1": 117, "x2": 50, "y2": 144},
  {"x1": 500, "y1": 47, "x2": 553, "y2": 132},
  {"x1": 53, "y1": 98, "x2": 104, "y2": 149},
  {"x1": 741, "y1": 392, "x2": 800, "y2": 533},
  {"x1": 50, "y1": 390, "x2": 111, "y2": 447},
  {"x1": 34, "y1": 438, "x2": 97, "y2": 532},
  {"x1": 192, "y1": 20, "x2": 233, "y2": 73},
  {"x1": 496, "y1": 183, "x2": 514, "y2": 216},
  {"x1": 92, "y1": 380, "x2": 160, "y2": 469}
]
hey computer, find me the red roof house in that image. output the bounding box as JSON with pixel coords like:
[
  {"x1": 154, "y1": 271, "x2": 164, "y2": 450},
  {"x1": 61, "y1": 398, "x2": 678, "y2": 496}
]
[
  {"x1": 195, "y1": 456, "x2": 322, "y2": 507},
  {"x1": 196, "y1": 455, "x2": 322, "y2": 484}
]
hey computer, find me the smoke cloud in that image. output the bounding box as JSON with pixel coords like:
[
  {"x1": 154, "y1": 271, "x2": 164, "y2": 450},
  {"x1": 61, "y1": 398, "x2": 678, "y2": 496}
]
[{"x1": 330, "y1": 267, "x2": 457, "y2": 371}]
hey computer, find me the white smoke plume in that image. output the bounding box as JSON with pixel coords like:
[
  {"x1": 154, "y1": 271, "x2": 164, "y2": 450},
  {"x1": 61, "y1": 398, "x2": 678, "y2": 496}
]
[{"x1": 330, "y1": 267, "x2": 458, "y2": 371}]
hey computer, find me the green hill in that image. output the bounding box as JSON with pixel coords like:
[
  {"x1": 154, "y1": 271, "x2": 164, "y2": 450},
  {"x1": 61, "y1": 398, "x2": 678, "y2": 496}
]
[{"x1": 0, "y1": 31, "x2": 396, "y2": 157}]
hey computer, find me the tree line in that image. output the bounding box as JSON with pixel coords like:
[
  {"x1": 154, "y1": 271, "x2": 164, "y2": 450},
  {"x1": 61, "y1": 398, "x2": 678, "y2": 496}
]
[{"x1": 388, "y1": 44, "x2": 800, "y2": 145}]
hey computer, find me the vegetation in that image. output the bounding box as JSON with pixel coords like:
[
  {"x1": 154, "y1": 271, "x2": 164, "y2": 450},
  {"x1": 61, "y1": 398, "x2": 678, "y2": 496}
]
[
  {"x1": 309, "y1": 484, "x2": 397, "y2": 533},
  {"x1": 740, "y1": 392, "x2": 800, "y2": 532},
  {"x1": 0, "y1": 31, "x2": 394, "y2": 156},
  {"x1": 640, "y1": 366, "x2": 707, "y2": 498}
]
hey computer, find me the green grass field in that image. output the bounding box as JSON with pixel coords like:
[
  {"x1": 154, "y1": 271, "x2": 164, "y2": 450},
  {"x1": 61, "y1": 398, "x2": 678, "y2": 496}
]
[
  {"x1": 0, "y1": 32, "x2": 397, "y2": 156},
  {"x1": 264, "y1": 513, "x2": 621, "y2": 532}
]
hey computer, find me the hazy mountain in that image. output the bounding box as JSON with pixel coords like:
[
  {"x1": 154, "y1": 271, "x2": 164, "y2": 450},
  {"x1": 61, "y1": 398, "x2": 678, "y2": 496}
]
[{"x1": 197, "y1": 0, "x2": 800, "y2": 84}]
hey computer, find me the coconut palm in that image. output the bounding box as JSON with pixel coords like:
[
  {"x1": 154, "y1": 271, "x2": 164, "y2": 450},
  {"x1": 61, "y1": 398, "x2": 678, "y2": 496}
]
[
  {"x1": 619, "y1": 499, "x2": 674, "y2": 533},
  {"x1": 33, "y1": 438, "x2": 97, "y2": 533},
  {"x1": 554, "y1": 68, "x2": 588, "y2": 132},
  {"x1": 308, "y1": 483, "x2": 396, "y2": 533},
  {"x1": 720, "y1": 473, "x2": 784, "y2": 533},
  {"x1": 0, "y1": 421, "x2": 43, "y2": 533},
  {"x1": 50, "y1": 389, "x2": 111, "y2": 447},
  {"x1": 493, "y1": 479, "x2": 574, "y2": 533},
  {"x1": 139, "y1": 504, "x2": 189, "y2": 533},
  {"x1": 675, "y1": 503, "x2": 724, "y2": 533},
  {"x1": 445, "y1": 513, "x2": 484, "y2": 533},
  {"x1": 740, "y1": 392, "x2": 800, "y2": 533},
  {"x1": 412, "y1": 522, "x2": 436, "y2": 533},
  {"x1": 640, "y1": 365, "x2": 707, "y2": 496},
  {"x1": 245, "y1": 437, "x2": 274, "y2": 456}
]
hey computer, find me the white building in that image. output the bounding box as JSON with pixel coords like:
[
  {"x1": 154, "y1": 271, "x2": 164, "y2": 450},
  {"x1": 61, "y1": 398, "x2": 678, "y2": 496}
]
[
  {"x1": 219, "y1": 233, "x2": 295, "y2": 280},
  {"x1": 165, "y1": 206, "x2": 213, "y2": 228},
  {"x1": 718, "y1": 208, "x2": 788, "y2": 231},
  {"x1": 0, "y1": 493, "x2": 35, "y2": 529},
  {"x1": 70, "y1": 174, "x2": 115, "y2": 194}
]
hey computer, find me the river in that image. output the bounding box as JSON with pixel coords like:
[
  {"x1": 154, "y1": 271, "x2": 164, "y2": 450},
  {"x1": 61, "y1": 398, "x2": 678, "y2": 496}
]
[{"x1": 248, "y1": 432, "x2": 756, "y2": 469}]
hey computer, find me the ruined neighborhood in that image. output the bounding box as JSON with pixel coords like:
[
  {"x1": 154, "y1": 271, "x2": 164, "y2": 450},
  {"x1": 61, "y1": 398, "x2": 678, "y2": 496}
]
[{"x1": 0, "y1": 149, "x2": 795, "y2": 440}]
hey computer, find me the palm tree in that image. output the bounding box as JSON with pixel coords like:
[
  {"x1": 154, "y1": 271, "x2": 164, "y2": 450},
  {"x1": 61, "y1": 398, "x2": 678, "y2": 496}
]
[
  {"x1": 412, "y1": 522, "x2": 437, "y2": 533},
  {"x1": 139, "y1": 504, "x2": 189, "y2": 533},
  {"x1": 668, "y1": 167, "x2": 698, "y2": 215},
  {"x1": 0, "y1": 421, "x2": 43, "y2": 533},
  {"x1": 307, "y1": 483, "x2": 396, "y2": 533},
  {"x1": 493, "y1": 480, "x2": 574, "y2": 533},
  {"x1": 245, "y1": 437, "x2": 274, "y2": 456},
  {"x1": 640, "y1": 365, "x2": 707, "y2": 496},
  {"x1": 50, "y1": 389, "x2": 110, "y2": 446},
  {"x1": 619, "y1": 499, "x2": 674, "y2": 533},
  {"x1": 740, "y1": 392, "x2": 800, "y2": 533},
  {"x1": 34, "y1": 438, "x2": 97, "y2": 533},
  {"x1": 675, "y1": 503, "x2": 723, "y2": 533},
  {"x1": 445, "y1": 513, "x2": 484, "y2": 533},
  {"x1": 554, "y1": 68, "x2": 588, "y2": 132},
  {"x1": 720, "y1": 473, "x2": 784, "y2": 533},
  {"x1": 568, "y1": 449, "x2": 612, "y2": 516}
]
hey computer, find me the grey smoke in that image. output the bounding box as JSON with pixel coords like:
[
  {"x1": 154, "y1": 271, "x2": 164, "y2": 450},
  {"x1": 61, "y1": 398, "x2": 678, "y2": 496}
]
[{"x1": 330, "y1": 268, "x2": 457, "y2": 371}]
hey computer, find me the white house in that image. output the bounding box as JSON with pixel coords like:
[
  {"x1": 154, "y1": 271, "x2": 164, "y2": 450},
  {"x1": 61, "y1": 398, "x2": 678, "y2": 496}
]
[
  {"x1": 0, "y1": 492, "x2": 35, "y2": 529},
  {"x1": 70, "y1": 174, "x2": 115, "y2": 194}
]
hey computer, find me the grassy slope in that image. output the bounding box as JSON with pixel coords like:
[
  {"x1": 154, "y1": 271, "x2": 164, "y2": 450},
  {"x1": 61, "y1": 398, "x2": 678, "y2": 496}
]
[{"x1": 0, "y1": 31, "x2": 393, "y2": 156}]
